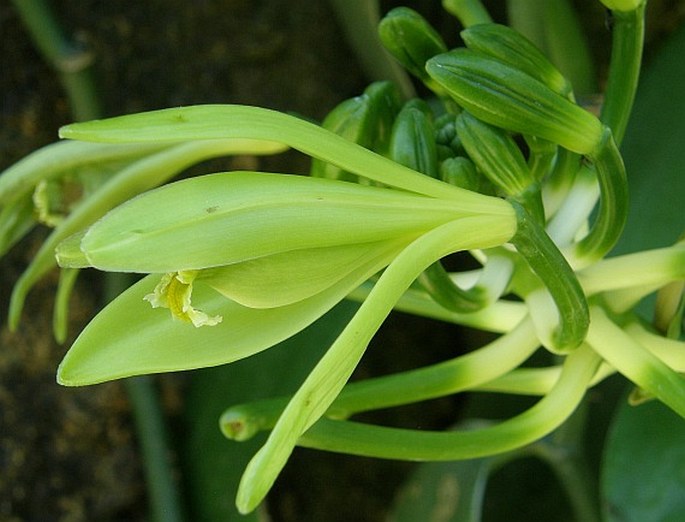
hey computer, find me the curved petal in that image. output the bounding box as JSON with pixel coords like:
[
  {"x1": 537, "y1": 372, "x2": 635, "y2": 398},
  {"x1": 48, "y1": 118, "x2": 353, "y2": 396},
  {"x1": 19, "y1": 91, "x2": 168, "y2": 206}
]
[
  {"x1": 56, "y1": 243, "x2": 396, "y2": 386},
  {"x1": 58, "y1": 171, "x2": 502, "y2": 273}
]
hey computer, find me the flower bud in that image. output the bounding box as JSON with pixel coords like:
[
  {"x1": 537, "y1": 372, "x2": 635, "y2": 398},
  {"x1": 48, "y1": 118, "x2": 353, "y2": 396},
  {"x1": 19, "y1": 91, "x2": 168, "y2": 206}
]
[
  {"x1": 439, "y1": 157, "x2": 483, "y2": 192},
  {"x1": 378, "y1": 7, "x2": 447, "y2": 88},
  {"x1": 55, "y1": 171, "x2": 480, "y2": 273},
  {"x1": 311, "y1": 81, "x2": 401, "y2": 181},
  {"x1": 461, "y1": 23, "x2": 573, "y2": 98},
  {"x1": 456, "y1": 111, "x2": 544, "y2": 222},
  {"x1": 388, "y1": 99, "x2": 438, "y2": 178},
  {"x1": 426, "y1": 49, "x2": 604, "y2": 154}
]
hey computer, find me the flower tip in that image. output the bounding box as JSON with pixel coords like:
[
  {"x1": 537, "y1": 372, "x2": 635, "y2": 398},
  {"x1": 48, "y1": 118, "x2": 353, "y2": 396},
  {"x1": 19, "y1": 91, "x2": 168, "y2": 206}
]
[
  {"x1": 55, "y1": 231, "x2": 91, "y2": 268},
  {"x1": 599, "y1": 0, "x2": 643, "y2": 11},
  {"x1": 58, "y1": 124, "x2": 78, "y2": 140}
]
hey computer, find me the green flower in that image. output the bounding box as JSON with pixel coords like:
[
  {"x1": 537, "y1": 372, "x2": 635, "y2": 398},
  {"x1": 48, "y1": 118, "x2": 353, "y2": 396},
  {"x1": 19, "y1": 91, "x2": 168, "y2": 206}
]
[{"x1": 51, "y1": 103, "x2": 598, "y2": 512}]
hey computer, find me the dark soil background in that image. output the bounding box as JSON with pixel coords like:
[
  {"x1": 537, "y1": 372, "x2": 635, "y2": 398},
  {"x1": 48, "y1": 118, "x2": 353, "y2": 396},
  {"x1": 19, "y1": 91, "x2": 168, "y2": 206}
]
[{"x1": 1, "y1": 1, "x2": 683, "y2": 521}]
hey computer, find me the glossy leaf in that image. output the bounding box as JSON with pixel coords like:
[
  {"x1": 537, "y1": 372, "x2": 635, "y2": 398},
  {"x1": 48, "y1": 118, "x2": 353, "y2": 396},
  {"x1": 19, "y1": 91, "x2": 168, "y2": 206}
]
[{"x1": 602, "y1": 399, "x2": 685, "y2": 521}]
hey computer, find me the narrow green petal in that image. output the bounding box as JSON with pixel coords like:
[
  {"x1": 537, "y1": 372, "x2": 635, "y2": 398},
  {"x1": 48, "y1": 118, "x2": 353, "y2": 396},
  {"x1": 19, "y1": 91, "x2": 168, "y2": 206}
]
[
  {"x1": 58, "y1": 104, "x2": 495, "y2": 203},
  {"x1": 0, "y1": 141, "x2": 168, "y2": 205}
]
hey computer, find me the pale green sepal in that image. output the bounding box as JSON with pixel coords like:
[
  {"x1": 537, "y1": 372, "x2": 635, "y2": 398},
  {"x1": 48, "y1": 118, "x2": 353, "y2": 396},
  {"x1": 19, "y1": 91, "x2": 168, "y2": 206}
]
[
  {"x1": 0, "y1": 195, "x2": 36, "y2": 257},
  {"x1": 56, "y1": 253, "x2": 386, "y2": 386},
  {"x1": 72, "y1": 171, "x2": 501, "y2": 273},
  {"x1": 599, "y1": 0, "x2": 644, "y2": 12},
  {"x1": 53, "y1": 268, "x2": 80, "y2": 344},
  {"x1": 57, "y1": 104, "x2": 487, "y2": 202}
]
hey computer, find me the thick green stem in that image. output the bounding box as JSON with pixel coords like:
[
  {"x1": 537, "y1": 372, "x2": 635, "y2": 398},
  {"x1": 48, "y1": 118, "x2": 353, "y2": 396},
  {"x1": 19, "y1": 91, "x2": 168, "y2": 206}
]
[
  {"x1": 587, "y1": 306, "x2": 685, "y2": 418},
  {"x1": 510, "y1": 202, "x2": 589, "y2": 352},
  {"x1": 296, "y1": 344, "x2": 600, "y2": 460},
  {"x1": 125, "y1": 376, "x2": 185, "y2": 522},
  {"x1": 221, "y1": 318, "x2": 539, "y2": 438},
  {"x1": 574, "y1": 128, "x2": 628, "y2": 263},
  {"x1": 327, "y1": 0, "x2": 414, "y2": 99},
  {"x1": 506, "y1": 0, "x2": 596, "y2": 95},
  {"x1": 600, "y1": 3, "x2": 646, "y2": 144},
  {"x1": 442, "y1": 0, "x2": 492, "y2": 27},
  {"x1": 11, "y1": 0, "x2": 101, "y2": 120}
]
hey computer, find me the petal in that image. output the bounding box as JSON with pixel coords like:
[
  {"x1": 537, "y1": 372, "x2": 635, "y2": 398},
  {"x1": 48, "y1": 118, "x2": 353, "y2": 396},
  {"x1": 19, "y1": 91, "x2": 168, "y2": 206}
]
[
  {"x1": 198, "y1": 238, "x2": 410, "y2": 308},
  {"x1": 59, "y1": 171, "x2": 492, "y2": 273}
]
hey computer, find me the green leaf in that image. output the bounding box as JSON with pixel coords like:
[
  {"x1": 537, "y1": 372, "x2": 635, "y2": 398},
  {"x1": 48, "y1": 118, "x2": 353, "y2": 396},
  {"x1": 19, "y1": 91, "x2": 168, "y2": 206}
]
[
  {"x1": 389, "y1": 455, "x2": 497, "y2": 522},
  {"x1": 602, "y1": 399, "x2": 685, "y2": 521}
]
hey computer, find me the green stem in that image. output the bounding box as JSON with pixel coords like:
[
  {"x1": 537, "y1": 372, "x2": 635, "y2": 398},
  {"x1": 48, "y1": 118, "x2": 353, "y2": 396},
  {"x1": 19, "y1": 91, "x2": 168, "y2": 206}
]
[
  {"x1": 574, "y1": 128, "x2": 629, "y2": 264},
  {"x1": 507, "y1": 0, "x2": 596, "y2": 95},
  {"x1": 600, "y1": 3, "x2": 646, "y2": 145},
  {"x1": 125, "y1": 376, "x2": 185, "y2": 522},
  {"x1": 586, "y1": 306, "x2": 685, "y2": 418},
  {"x1": 326, "y1": 0, "x2": 414, "y2": 99},
  {"x1": 510, "y1": 202, "x2": 589, "y2": 352},
  {"x1": 221, "y1": 317, "x2": 539, "y2": 438},
  {"x1": 417, "y1": 261, "x2": 489, "y2": 312},
  {"x1": 442, "y1": 0, "x2": 492, "y2": 27},
  {"x1": 297, "y1": 344, "x2": 600, "y2": 460},
  {"x1": 11, "y1": 0, "x2": 101, "y2": 120}
]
